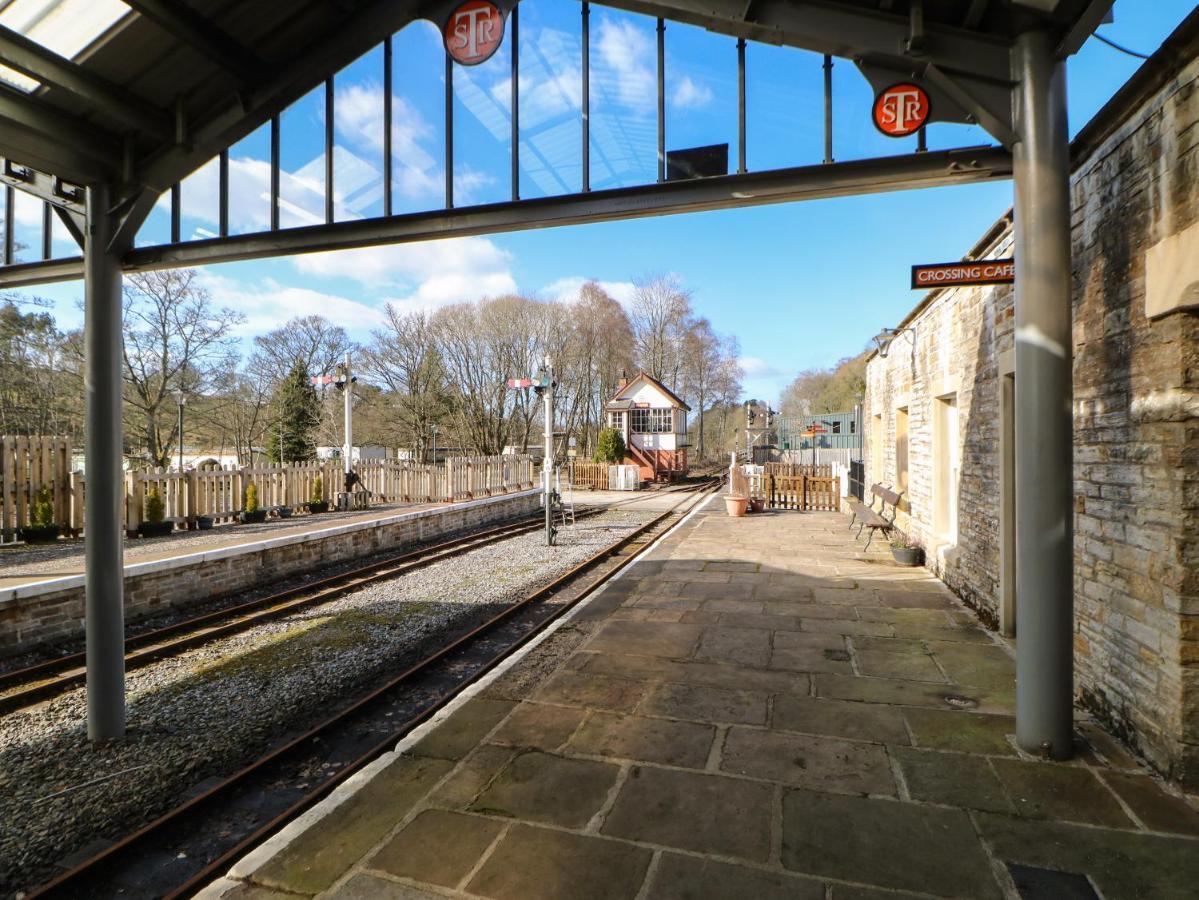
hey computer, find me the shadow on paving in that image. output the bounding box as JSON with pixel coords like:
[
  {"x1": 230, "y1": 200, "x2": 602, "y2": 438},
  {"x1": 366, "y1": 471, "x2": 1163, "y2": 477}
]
[{"x1": 227, "y1": 506, "x2": 1199, "y2": 900}]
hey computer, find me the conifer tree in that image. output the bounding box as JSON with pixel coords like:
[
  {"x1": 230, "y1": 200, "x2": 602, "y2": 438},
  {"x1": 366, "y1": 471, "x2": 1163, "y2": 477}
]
[{"x1": 266, "y1": 362, "x2": 321, "y2": 463}]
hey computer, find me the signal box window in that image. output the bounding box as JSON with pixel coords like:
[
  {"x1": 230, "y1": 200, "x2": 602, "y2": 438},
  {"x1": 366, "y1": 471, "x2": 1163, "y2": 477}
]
[{"x1": 631, "y1": 409, "x2": 672, "y2": 433}]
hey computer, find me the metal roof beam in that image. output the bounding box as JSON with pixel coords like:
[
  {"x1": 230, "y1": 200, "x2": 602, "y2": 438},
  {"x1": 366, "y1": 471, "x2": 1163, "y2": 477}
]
[
  {"x1": 1058, "y1": 0, "x2": 1116, "y2": 57},
  {"x1": 0, "y1": 25, "x2": 173, "y2": 140},
  {"x1": 122, "y1": 0, "x2": 262, "y2": 81},
  {"x1": 137, "y1": 0, "x2": 423, "y2": 192},
  {"x1": 1, "y1": 145, "x2": 1012, "y2": 287},
  {"x1": 596, "y1": 0, "x2": 1011, "y2": 83},
  {"x1": 0, "y1": 86, "x2": 122, "y2": 175},
  {"x1": 0, "y1": 157, "x2": 85, "y2": 216},
  {"x1": 0, "y1": 83, "x2": 122, "y2": 153}
]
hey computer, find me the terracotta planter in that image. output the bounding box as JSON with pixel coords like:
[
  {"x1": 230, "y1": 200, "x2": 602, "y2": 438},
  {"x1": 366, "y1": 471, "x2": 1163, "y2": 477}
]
[{"x1": 725, "y1": 495, "x2": 749, "y2": 517}]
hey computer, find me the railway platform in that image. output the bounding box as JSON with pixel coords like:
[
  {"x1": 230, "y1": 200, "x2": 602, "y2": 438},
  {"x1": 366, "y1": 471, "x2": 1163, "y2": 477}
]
[
  {"x1": 0, "y1": 490, "x2": 539, "y2": 658},
  {"x1": 206, "y1": 499, "x2": 1199, "y2": 900}
]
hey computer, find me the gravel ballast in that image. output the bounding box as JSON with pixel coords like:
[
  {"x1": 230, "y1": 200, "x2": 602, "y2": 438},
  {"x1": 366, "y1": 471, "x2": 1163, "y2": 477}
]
[{"x1": 0, "y1": 511, "x2": 648, "y2": 895}]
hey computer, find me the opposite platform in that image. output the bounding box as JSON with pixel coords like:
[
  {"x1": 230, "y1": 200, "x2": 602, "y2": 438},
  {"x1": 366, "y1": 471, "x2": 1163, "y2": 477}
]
[
  {"x1": 207, "y1": 500, "x2": 1199, "y2": 900},
  {"x1": 0, "y1": 490, "x2": 539, "y2": 656}
]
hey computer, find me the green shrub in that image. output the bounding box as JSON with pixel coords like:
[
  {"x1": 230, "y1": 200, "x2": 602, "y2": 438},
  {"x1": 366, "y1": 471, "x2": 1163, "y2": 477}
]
[
  {"x1": 32, "y1": 487, "x2": 56, "y2": 527},
  {"x1": 311, "y1": 474, "x2": 324, "y2": 504},
  {"x1": 594, "y1": 427, "x2": 626, "y2": 463},
  {"x1": 145, "y1": 486, "x2": 165, "y2": 524},
  {"x1": 244, "y1": 481, "x2": 259, "y2": 513}
]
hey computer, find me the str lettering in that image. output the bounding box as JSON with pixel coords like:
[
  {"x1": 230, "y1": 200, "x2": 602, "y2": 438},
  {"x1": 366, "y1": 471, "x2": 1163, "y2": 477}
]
[
  {"x1": 448, "y1": 4, "x2": 498, "y2": 62},
  {"x1": 878, "y1": 90, "x2": 925, "y2": 133}
]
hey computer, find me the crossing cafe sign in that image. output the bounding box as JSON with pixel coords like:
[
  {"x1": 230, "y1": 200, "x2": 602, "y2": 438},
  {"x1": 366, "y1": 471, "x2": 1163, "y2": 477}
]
[
  {"x1": 911, "y1": 259, "x2": 1016, "y2": 290},
  {"x1": 872, "y1": 83, "x2": 931, "y2": 137},
  {"x1": 444, "y1": 0, "x2": 505, "y2": 66}
]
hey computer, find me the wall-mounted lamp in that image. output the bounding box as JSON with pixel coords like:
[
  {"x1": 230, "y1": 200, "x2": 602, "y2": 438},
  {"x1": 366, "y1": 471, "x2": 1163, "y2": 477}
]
[{"x1": 872, "y1": 327, "x2": 900, "y2": 358}]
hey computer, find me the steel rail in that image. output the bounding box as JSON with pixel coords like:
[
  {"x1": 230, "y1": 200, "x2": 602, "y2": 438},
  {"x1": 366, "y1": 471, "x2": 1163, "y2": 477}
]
[
  {"x1": 26, "y1": 479, "x2": 719, "y2": 899},
  {"x1": 0, "y1": 509, "x2": 578, "y2": 714},
  {"x1": 0, "y1": 482, "x2": 707, "y2": 713}
]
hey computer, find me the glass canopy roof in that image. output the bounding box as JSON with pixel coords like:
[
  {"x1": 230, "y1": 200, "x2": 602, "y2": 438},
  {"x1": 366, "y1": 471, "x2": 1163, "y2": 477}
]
[{"x1": 0, "y1": 0, "x2": 130, "y2": 91}]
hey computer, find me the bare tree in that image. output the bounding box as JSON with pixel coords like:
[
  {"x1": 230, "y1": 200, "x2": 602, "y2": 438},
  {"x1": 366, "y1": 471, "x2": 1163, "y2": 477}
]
[
  {"x1": 629, "y1": 274, "x2": 691, "y2": 391},
  {"x1": 121, "y1": 270, "x2": 243, "y2": 467},
  {"x1": 571, "y1": 282, "x2": 634, "y2": 453},
  {"x1": 359, "y1": 306, "x2": 450, "y2": 460},
  {"x1": 682, "y1": 318, "x2": 742, "y2": 461},
  {"x1": 431, "y1": 301, "x2": 512, "y2": 455}
]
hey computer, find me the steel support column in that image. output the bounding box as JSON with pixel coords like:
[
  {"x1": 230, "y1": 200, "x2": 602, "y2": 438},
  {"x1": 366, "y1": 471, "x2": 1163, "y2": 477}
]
[
  {"x1": 1012, "y1": 30, "x2": 1073, "y2": 759},
  {"x1": 83, "y1": 182, "x2": 126, "y2": 741}
]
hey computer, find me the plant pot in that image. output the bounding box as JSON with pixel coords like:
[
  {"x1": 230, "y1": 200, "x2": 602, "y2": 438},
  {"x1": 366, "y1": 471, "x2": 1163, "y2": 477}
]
[
  {"x1": 725, "y1": 495, "x2": 749, "y2": 518},
  {"x1": 891, "y1": 546, "x2": 924, "y2": 566},
  {"x1": 749, "y1": 497, "x2": 766, "y2": 514},
  {"x1": 196, "y1": 516, "x2": 215, "y2": 530},
  {"x1": 19, "y1": 524, "x2": 61, "y2": 544},
  {"x1": 137, "y1": 521, "x2": 173, "y2": 538},
  {"x1": 276, "y1": 506, "x2": 293, "y2": 519},
  {"x1": 306, "y1": 501, "x2": 329, "y2": 514},
  {"x1": 239, "y1": 510, "x2": 267, "y2": 525}
]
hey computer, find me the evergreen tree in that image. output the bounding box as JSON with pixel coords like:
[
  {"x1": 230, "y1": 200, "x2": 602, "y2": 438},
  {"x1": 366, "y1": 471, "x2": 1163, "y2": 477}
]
[
  {"x1": 594, "y1": 427, "x2": 626, "y2": 463},
  {"x1": 266, "y1": 362, "x2": 321, "y2": 463}
]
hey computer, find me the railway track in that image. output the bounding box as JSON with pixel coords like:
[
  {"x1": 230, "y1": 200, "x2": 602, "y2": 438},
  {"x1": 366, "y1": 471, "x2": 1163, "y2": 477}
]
[
  {"x1": 24, "y1": 478, "x2": 719, "y2": 899},
  {"x1": 0, "y1": 484, "x2": 699, "y2": 716}
]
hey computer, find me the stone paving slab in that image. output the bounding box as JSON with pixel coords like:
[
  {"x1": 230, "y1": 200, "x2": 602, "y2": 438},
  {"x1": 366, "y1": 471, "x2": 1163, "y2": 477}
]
[{"x1": 219, "y1": 504, "x2": 1199, "y2": 900}]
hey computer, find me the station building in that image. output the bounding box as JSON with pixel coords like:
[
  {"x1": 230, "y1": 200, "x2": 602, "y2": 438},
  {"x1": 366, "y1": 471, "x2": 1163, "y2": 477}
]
[
  {"x1": 605, "y1": 372, "x2": 690, "y2": 482},
  {"x1": 863, "y1": 18, "x2": 1199, "y2": 785}
]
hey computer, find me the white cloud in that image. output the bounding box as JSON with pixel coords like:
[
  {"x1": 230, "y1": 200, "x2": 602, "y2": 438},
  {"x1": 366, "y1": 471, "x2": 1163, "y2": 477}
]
[
  {"x1": 198, "y1": 272, "x2": 388, "y2": 338},
  {"x1": 542, "y1": 276, "x2": 636, "y2": 308},
  {"x1": 594, "y1": 18, "x2": 655, "y2": 111},
  {"x1": 671, "y1": 76, "x2": 713, "y2": 109},
  {"x1": 292, "y1": 236, "x2": 512, "y2": 288},
  {"x1": 738, "y1": 356, "x2": 792, "y2": 379}
]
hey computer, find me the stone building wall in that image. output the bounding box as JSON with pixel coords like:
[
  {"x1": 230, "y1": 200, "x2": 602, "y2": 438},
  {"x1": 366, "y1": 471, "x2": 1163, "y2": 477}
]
[
  {"x1": 864, "y1": 27, "x2": 1199, "y2": 783},
  {"x1": 864, "y1": 227, "x2": 1014, "y2": 629}
]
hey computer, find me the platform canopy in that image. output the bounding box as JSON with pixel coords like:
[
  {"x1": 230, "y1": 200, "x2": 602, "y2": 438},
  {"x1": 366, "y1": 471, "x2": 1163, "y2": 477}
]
[
  {"x1": 0, "y1": 0, "x2": 1111, "y2": 284},
  {"x1": 0, "y1": 0, "x2": 1113, "y2": 759}
]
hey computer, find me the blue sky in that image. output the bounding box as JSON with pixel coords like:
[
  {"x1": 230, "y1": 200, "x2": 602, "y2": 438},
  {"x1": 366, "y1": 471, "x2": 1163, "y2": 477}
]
[{"x1": 10, "y1": 1, "x2": 1193, "y2": 404}]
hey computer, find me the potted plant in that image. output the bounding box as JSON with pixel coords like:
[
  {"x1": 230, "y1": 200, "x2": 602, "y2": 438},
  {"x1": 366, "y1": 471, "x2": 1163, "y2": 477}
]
[
  {"x1": 725, "y1": 493, "x2": 749, "y2": 517},
  {"x1": 240, "y1": 481, "x2": 267, "y2": 524},
  {"x1": 196, "y1": 515, "x2": 215, "y2": 530},
  {"x1": 276, "y1": 505, "x2": 293, "y2": 519},
  {"x1": 749, "y1": 496, "x2": 766, "y2": 513},
  {"x1": 890, "y1": 533, "x2": 924, "y2": 566},
  {"x1": 306, "y1": 474, "x2": 329, "y2": 514},
  {"x1": 19, "y1": 487, "x2": 61, "y2": 543},
  {"x1": 138, "y1": 486, "x2": 173, "y2": 537}
]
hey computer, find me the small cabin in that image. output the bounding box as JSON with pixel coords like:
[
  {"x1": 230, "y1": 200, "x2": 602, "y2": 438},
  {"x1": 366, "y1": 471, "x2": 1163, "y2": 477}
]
[{"x1": 605, "y1": 372, "x2": 690, "y2": 482}]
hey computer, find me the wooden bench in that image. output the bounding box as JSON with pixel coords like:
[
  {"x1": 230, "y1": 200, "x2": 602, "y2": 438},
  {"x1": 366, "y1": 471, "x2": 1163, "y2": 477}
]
[{"x1": 847, "y1": 483, "x2": 903, "y2": 550}]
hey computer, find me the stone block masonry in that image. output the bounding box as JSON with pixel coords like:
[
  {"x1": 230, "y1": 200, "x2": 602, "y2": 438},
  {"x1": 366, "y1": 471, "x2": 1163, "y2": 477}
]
[
  {"x1": 864, "y1": 19, "x2": 1199, "y2": 785},
  {"x1": 0, "y1": 491, "x2": 539, "y2": 658}
]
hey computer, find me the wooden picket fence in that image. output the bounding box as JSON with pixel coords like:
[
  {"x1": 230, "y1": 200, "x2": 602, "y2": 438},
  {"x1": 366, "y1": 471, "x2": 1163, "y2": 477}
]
[
  {"x1": 123, "y1": 456, "x2": 534, "y2": 534},
  {"x1": 766, "y1": 474, "x2": 841, "y2": 511},
  {"x1": 0, "y1": 439, "x2": 533, "y2": 542},
  {"x1": 567, "y1": 461, "x2": 609, "y2": 490},
  {"x1": 763, "y1": 463, "x2": 833, "y2": 478},
  {"x1": 0, "y1": 436, "x2": 73, "y2": 543}
]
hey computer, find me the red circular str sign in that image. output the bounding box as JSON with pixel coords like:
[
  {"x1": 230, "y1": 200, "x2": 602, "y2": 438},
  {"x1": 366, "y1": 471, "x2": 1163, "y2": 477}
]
[
  {"x1": 444, "y1": 0, "x2": 505, "y2": 66},
  {"x1": 872, "y1": 83, "x2": 931, "y2": 137}
]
